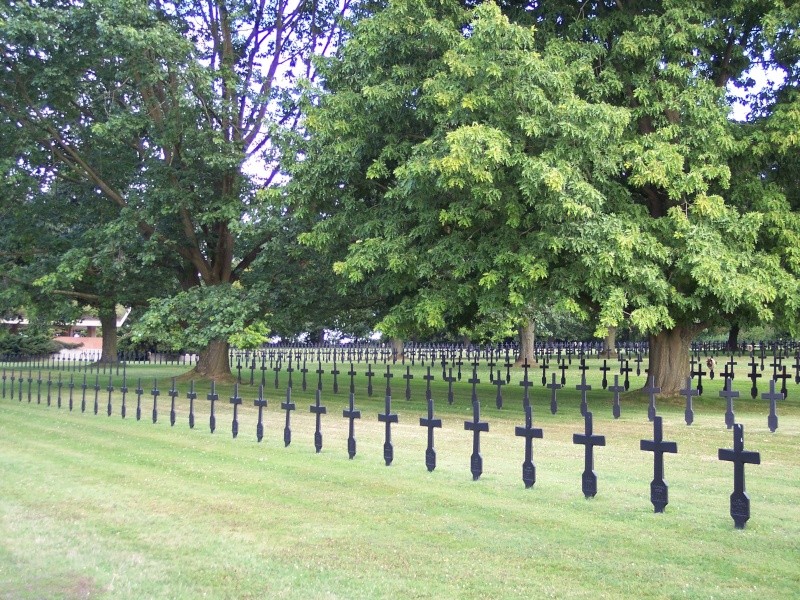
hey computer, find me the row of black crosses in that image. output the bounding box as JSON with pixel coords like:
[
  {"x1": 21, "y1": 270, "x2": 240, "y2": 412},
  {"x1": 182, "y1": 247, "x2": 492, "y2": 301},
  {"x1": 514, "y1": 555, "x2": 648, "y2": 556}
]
[
  {"x1": 0, "y1": 355, "x2": 789, "y2": 433},
  {"x1": 5, "y1": 364, "x2": 768, "y2": 529}
]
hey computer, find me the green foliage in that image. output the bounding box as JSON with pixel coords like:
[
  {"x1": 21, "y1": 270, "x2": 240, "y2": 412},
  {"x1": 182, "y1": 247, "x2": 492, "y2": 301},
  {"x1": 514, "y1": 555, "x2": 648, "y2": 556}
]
[
  {"x1": 0, "y1": 328, "x2": 62, "y2": 356},
  {"x1": 131, "y1": 284, "x2": 261, "y2": 353},
  {"x1": 228, "y1": 322, "x2": 271, "y2": 350},
  {"x1": 292, "y1": 0, "x2": 800, "y2": 348}
]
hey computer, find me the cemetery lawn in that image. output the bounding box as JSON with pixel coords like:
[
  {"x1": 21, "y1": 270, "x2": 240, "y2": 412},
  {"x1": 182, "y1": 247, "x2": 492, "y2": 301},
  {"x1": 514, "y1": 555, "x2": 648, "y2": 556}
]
[{"x1": 0, "y1": 363, "x2": 799, "y2": 599}]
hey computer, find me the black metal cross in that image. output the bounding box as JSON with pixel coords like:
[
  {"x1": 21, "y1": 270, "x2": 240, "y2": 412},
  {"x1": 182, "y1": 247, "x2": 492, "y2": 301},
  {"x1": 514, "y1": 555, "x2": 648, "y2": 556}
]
[
  {"x1": 558, "y1": 359, "x2": 569, "y2": 386},
  {"x1": 680, "y1": 377, "x2": 698, "y2": 426},
  {"x1": 608, "y1": 375, "x2": 624, "y2": 419},
  {"x1": 300, "y1": 359, "x2": 308, "y2": 391},
  {"x1": 230, "y1": 383, "x2": 243, "y2": 438},
  {"x1": 718, "y1": 423, "x2": 760, "y2": 529},
  {"x1": 794, "y1": 352, "x2": 800, "y2": 384},
  {"x1": 748, "y1": 355, "x2": 762, "y2": 399},
  {"x1": 493, "y1": 370, "x2": 505, "y2": 409},
  {"x1": 274, "y1": 359, "x2": 282, "y2": 390},
  {"x1": 419, "y1": 396, "x2": 442, "y2": 472},
  {"x1": 403, "y1": 366, "x2": 413, "y2": 401},
  {"x1": 207, "y1": 380, "x2": 218, "y2": 433},
  {"x1": 365, "y1": 364, "x2": 375, "y2": 397},
  {"x1": 150, "y1": 378, "x2": 159, "y2": 423},
  {"x1": 187, "y1": 380, "x2": 197, "y2": 429},
  {"x1": 774, "y1": 366, "x2": 791, "y2": 399},
  {"x1": 378, "y1": 385, "x2": 398, "y2": 466},
  {"x1": 515, "y1": 403, "x2": 543, "y2": 488},
  {"x1": 573, "y1": 411, "x2": 605, "y2": 498},
  {"x1": 547, "y1": 372, "x2": 561, "y2": 415},
  {"x1": 119, "y1": 373, "x2": 127, "y2": 418},
  {"x1": 464, "y1": 400, "x2": 489, "y2": 481},
  {"x1": 539, "y1": 358, "x2": 548, "y2": 387},
  {"x1": 254, "y1": 384, "x2": 267, "y2": 442},
  {"x1": 644, "y1": 376, "x2": 660, "y2": 422},
  {"x1": 343, "y1": 388, "x2": 361, "y2": 459},
  {"x1": 468, "y1": 367, "x2": 480, "y2": 404},
  {"x1": 331, "y1": 360, "x2": 340, "y2": 394},
  {"x1": 719, "y1": 376, "x2": 738, "y2": 430},
  {"x1": 727, "y1": 355, "x2": 738, "y2": 380},
  {"x1": 316, "y1": 362, "x2": 325, "y2": 392},
  {"x1": 57, "y1": 372, "x2": 64, "y2": 410},
  {"x1": 422, "y1": 367, "x2": 434, "y2": 402},
  {"x1": 286, "y1": 359, "x2": 295, "y2": 390},
  {"x1": 348, "y1": 364, "x2": 357, "y2": 395},
  {"x1": 640, "y1": 415, "x2": 678, "y2": 513},
  {"x1": 576, "y1": 371, "x2": 592, "y2": 417},
  {"x1": 46, "y1": 372, "x2": 52, "y2": 407},
  {"x1": 691, "y1": 362, "x2": 706, "y2": 395},
  {"x1": 519, "y1": 362, "x2": 533, "y2": 408},
  {"x1": 599, "y1": 360, "x2": 610, "y2": 390},
  {"x1": 105, "y1": 375, "x2": 113, "y2": 416},
  {"x1": 93, "y1": 374, "x2": 101, "y2": 415},
  {"x1": 281, "y1": 386, "x2": 295, "y2": 446},
  {"x1": 135, "y1": 377, "x2": 143, "y2": 421},
  {"x1": 168, "y1": 378, "x2": 178, "y2": 426},
  {"x1": 620, "y1": 360, "x2": 632, "y2": 391},
  {"x1": 310, "y1": 389, "x2": 327, "y2": 453},
  {"x1": 761, "y1": 379, "x2": 782, "y2": 433},
  {"x1": 445, "y1": 368, "x2": 455, "y2": 405}
]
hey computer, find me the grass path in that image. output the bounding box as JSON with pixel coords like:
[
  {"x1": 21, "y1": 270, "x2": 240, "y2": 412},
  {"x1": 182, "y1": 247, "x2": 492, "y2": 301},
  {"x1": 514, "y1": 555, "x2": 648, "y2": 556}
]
[{"x1": 0, "y1": 363, "x2": 799, "y2": 598}]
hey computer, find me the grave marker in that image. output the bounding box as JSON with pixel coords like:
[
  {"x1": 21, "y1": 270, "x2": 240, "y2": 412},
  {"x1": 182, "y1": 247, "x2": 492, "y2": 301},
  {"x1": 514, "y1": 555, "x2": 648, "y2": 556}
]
[
  {"x1": 576, "y1": 371, "x2": 591, "y2": 417},
  {"x1": 490, "y1": 369, "x2": 504, "y2": 409},
  {"x1": 135, "y1": 378, "x2": 143, "y2": 421},
  {"x1": 419, "y1": 396, "x2": 442, "y2": 472},
  {"x1": 187, "y1": 380, "x2": 197, "y2": 429},
  {"x1": 640, "y1": 416, "x2": 678, "y2": 512},
  {"x1": 608, "y1": 375, "x2": 624, "y2": 419},
  {"x1": 230, "y1": 383, "x2": 243, "y2": 438},
  {"x1": 378, "y1": 366, "x2": 399, "y2": 466},
  {"x1": 717, "y1": 376, "x2": 737, "y2": 429},
  {"x1": 168, "y1": 378, "x2": 178, "y2": 426},
  {"x1": 718, "y1": 424, "x2": 760, "y2": 529},
  {"x1": 515, "y1": 403, "x2": 543, "y2": 488},
  {"x1": 464, "y1": 400, "x2": 489, "y2": 481},
  {"x1": 680, "y1": 377, "x2": 698, "y2": 426},
  {"x1": 281, "y1": 386, "x2": 295, "y2": 447},
  {"x1": 403, "y1": 366, "x2": 413, "y2": 401},
  {"x1": 254, "y1": 384, "x2": 267, "y2": 442},
  {"x1": 761, "y1": 379, "x2": 781, "y2": 433},
  {"x1": 207, "y1": 380, "x2": 218, "y2": 433},
  {"x1": 343, "y1": 387, "x2": 361, "y2": 459},
  {"x1": 547, "y1": 372, "x2": 561, "y2": 415},
  {"x1": 310, "y1": 389, "x2": 327, "y2": 452},
  {"x1": 151, "y1": 378, "x2": 159, "y2": 423},
  {"x1": 572, "y1": 411, "x2": 605, "y2": 498},
  {"x1": 644, "y1": 376, "x2": 660, "y2": 422},
  {"x1": 93, "y1": 374, "x2": 100, "y2": 414}
]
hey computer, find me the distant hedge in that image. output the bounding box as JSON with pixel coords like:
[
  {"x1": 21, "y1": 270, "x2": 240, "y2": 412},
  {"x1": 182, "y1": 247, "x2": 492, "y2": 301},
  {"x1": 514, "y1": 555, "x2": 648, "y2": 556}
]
[{"x1": 0, "y1": 329, "x2": 72, "y2": 357}]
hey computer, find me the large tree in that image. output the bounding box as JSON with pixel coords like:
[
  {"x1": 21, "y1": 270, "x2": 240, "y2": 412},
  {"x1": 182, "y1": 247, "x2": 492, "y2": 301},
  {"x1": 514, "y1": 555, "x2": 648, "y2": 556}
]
[
  {"x1": 290, "y1": 0, "x2": 800, "y2": 393},
  {"x1": 1, "y1": 0, "x2": 351, "y2": 378}
]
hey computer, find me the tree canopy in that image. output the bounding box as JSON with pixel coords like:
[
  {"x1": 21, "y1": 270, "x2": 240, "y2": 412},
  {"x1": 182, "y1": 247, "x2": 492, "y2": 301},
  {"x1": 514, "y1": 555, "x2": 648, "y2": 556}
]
[{"x1": 290, "y1": 0, "x2": 800, "y2": 392}]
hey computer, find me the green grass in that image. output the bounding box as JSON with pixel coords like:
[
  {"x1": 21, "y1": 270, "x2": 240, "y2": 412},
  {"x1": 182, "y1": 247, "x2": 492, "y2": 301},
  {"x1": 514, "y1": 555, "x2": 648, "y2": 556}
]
[{"x1": 0, "y1": 361, "x2": 799, "y2": 598}]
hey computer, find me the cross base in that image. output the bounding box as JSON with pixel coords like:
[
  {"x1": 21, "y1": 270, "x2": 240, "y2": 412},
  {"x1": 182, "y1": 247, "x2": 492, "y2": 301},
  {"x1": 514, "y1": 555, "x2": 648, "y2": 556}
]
[
  {"x1": 522, "y1": 461, "x2": 536, "y2": 489},
  {"x1": 426, "y1": 448, "x2": 436, "y2": 472},
  {"x1": 347, "y1": 437, "x2": 356, "y2": 459},
  {"x1": 383, "y1": 442, "x2": 394, "y2": 466},
  {"x1": 582, "y1": 470, "x2": 598, "y2": 498},
  {"x1": 314, "y1": 431, "x2": 322, "y2": 453},
  {"x1": 256, "y1": 422, "x2": 264, "y2": 442},
  {"x1": 471, "y1": 453, "x2": 483, "y2": 481},
  {"x1": 731, "y1": 490, "x2": 751, "y2": 529},
  {"x1": 650, "y1": 480, "x2": 669, "y2": 513}
]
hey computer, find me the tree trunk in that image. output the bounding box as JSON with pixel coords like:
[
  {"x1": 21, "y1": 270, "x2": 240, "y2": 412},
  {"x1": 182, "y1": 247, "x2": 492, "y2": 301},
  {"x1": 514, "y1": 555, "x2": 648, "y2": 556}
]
[
  {"x1": 726, "y1": 323, "x2": 740, "y2": 352},
  {"x1": 648, "y1": 327, "x2": 693, "y2": 395},
  {"x1": 391, "y1": 338, "x2": 404, "y2": 361},
  {"x1": 194, "y1": 338, "x2": 232, "y2": 380},
  {"x1": 98, "y1": 303, "x2": 119, "y2": 364},
  {"x1": 602, "y1": 326, "x2": 618, "y2": 359},
  {"x1": 515, "y1": 321, "x2": 537, "y2": 366}
]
